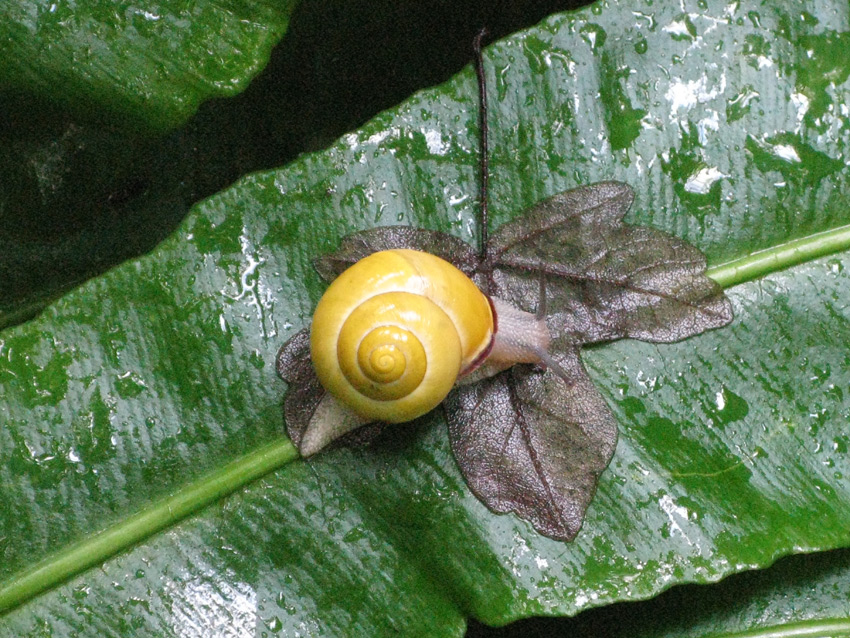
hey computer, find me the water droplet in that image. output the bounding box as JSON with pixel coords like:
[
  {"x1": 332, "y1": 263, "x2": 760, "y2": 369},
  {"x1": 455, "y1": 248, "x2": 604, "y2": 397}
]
[{"x1": 268, "y1": 617, "x2": 283, "y2": 632}]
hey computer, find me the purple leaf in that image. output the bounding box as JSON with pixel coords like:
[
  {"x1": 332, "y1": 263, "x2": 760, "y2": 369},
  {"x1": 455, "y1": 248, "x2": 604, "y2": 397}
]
[
  {"x1": 276, "y1": 329, "x2": 325, "y2": 451},
  {"x1": 445, "y1": 346, "x2": 617, "y2": 541},
  {"x1": 277, "y1": 326, "x2": 389, "y2": 452},
  {"x1": 487, "y1": 181, "x2": 732, "y2": 344}
]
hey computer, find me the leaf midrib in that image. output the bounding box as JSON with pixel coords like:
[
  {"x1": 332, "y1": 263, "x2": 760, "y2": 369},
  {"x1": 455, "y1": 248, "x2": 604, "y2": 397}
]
[
  {"x1": 2, "y1": 222, "x2": 850, "y2": 616},
  {"x1": 0, "y1": 439, "x2": 298, "y2": 614}
]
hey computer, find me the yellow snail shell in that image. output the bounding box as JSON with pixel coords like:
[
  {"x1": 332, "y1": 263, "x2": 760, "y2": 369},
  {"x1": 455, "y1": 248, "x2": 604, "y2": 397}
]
[{"x1": 310, "y1": 249, "x2": 495, "y2": 424}]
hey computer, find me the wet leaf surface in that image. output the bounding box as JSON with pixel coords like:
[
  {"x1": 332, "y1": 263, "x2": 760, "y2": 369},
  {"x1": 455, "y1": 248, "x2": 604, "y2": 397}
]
[{"x1": 1, "y1": 0, "x2": 849, "y2": 635}]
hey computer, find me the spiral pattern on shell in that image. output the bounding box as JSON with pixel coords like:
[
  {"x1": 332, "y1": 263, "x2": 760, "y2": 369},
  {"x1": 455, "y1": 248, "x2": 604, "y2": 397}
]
[{"x1": 310, "y1": 249, "x2": 494, "y2": 423}]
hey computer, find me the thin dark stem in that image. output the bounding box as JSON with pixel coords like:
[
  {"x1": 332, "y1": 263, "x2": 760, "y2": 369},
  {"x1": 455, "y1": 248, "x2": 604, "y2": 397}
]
[
  {"x1": 535, "y1": 273, "x2": 547, "y2": 320},
  {"x1": 473, "y1": 27, "x2": 489, "y2": 264}
]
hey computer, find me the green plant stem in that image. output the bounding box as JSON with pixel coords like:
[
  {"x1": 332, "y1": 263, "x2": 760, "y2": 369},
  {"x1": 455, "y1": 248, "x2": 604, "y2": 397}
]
[
  {"x1": 704, "y1": 617, "x2": 850, "y2": 638},
  {"x1": 707, "y1": 224, "x2": 850, "y2": 289},
  {"x1": 0, "y1": 438, "x2": 299, "y2": 615}
]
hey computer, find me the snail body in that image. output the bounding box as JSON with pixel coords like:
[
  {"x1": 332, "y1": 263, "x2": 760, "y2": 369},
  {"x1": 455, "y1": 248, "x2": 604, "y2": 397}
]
[{"x1": 309, "y1": 248, "x2": 551, "y2": 431}]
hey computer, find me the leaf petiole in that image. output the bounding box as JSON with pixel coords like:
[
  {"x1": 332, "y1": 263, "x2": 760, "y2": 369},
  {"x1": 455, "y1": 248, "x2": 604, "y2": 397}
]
[{"x1": 707, "y1": 224, "x2": 850, "y2": 288}]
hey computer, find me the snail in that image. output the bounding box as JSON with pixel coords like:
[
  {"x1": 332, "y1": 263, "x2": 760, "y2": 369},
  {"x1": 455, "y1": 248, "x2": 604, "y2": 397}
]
[{"x1": 302, "y1": 247, "x2": 557, "y2": 455}]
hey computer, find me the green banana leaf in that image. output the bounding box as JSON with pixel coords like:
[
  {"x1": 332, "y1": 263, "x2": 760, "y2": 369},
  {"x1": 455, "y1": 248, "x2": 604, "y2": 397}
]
[
  {"x1": 2, "y1": 1, "x2": 850, "y2": 636},
  {"x1": 0, "y1": 0, "x2": 297, "y2": 130}
]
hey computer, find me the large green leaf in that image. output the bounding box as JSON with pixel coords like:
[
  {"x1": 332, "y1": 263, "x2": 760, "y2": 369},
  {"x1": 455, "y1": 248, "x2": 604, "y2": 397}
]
[
  {"x1": 0, "y1": 0, "x2": 297, "y2": 130},
  {"x1": 2, "y1": 0, "x2": 849, "y2": 635}
]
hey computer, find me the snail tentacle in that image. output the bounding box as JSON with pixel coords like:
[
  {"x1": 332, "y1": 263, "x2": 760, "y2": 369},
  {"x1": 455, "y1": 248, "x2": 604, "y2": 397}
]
[{"x1": 530, "y1": 348, "x2": 574, "y2": 387}]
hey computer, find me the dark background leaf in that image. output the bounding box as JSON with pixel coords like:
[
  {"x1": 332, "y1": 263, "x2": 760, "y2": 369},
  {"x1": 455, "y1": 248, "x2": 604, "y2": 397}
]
[
  {"x1": 0, "y1": 0, "x2": 297, "y2": 130},
  {"x1": 470, "y1": 548, "x2": 850, "y2": 637}
]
